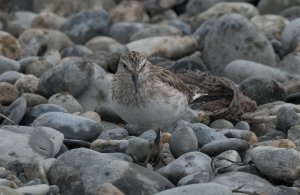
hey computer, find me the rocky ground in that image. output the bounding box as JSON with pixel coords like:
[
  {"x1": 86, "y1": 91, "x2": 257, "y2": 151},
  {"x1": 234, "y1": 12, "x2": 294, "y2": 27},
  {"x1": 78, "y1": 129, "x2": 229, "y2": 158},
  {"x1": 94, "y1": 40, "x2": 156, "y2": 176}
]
[{"x1": 1, "y1": 0, "x2": 300, "y2": 194}]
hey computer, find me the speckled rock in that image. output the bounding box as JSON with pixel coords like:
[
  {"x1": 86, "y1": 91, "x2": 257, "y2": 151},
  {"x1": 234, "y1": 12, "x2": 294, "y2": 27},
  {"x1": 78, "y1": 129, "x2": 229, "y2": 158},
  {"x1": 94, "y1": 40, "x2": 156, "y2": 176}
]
[
  {"x1": 143, "y1": 0, "x2": 185, "y2": 14},
  {"x1": 49, "y1": 148, "x2": 174, "y2": 195},
  {"x1": 276, "y1": 105, "x2": 299, "y2": 133},
  {"x1": 225, "y1": 60, "x2": 293, "y2": 83},
  {"x1": 0, "y1": 31, "x2": 21, "y2": 60},
  {"x1": 61, "y1": 45, "x2": 92, "y2": 58},
  {"x1": 109, "y1": 0, "x2": 144, "y2": 23},
  {"x1": 191, "y1": 2, "x2": 259, "y2": 29},
  {"x1": 31, "y1": 11, "x2": 66, "y2": 30},
  {"x1": 156, "y1": 151, "x2": 212, "y2": 184},
  {"x1": 32, "y1": 112, "x2": 103, "y2": 141},
  {"x1": 0, "y1": 56, "x2": 21, "y2": 74},
  {"x1": 253, "y1": 139, "x2": 296, "y2": 149},
  {"x1": 48, "y1": 92, "x2": 83, "y2": 113},
  {"x1": 24, "y1": 57, "x2": 54, "y2": 77},
  {"x1": 282, "y1": 18, "x2": 300, "y2": 53},
  {"x1": 21, "y1": 93, "x2": 48, "y2": 108},
  {"x1": 203, "y1": 13, "x2": 277, "y2": 75},
  {"x1": 19, "y1": 28, "x2": 72, "y2": 57},
  {"x1": 99, "y1": 128, "x2": 128, "y2": 140},
  {"x1": 257, "y1": 0, "x2": 300, "y2": 14},
  {"x1": 85, "y1": 36, "x2": 125, "y2": 53},
  {"x1": 60, "y1": 9, "x2": 109, "y2": 44},
  {"x1": 127, "y1": 36, "x2": 197, "y2": 59},
  {"x1": 0, "y1": 82, "x2": 19, "y2": 105},
  {"x1": 282, "y1": 52, "x2": 300, "y2": 75},
  {"x1": 80, "y1": 111, "x2": 101, "y2": 123},
  {"x1": 91, "y1": 139, "x2": 129, "y2": 153},
  {"x1": 210, "y1": 119, "x2": 234, "y2": 129},
  {"x1": 169, "y1": 127, "x2": 198, "y2": 158},
  {"x1": 239, "y1": 76, "x2": 287, "y2": 105},
  {"x1": 37, "y1": 58, "x2": 93, "y2": 98},
  {"x1": 14, "y1": 74, "x2": 38, "y2": 94},
  {"x1": 251, "y1": 146, "x2": 300, "y2": 181}
]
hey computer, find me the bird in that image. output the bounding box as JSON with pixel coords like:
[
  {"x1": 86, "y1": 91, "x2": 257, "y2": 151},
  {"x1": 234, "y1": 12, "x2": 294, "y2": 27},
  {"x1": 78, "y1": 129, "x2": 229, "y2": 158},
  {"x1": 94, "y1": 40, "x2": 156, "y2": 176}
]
[{"x1": 108, "y1": 51, "x2": 199, "y2": 165}]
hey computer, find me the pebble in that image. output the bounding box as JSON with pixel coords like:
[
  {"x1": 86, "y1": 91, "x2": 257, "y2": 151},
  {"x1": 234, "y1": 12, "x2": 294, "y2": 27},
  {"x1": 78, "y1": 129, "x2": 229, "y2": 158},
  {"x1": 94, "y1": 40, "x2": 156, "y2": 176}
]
[
  {"x1": 282, "y1": 52, "x2": 300, "y2": 75},
  {"x1": 288, "y1": 125, "x2": 300, "y2": 150},
  {"x1": 0, "y1": 71, "x2": 23, "y2": 84},
  {"x1": 1, "y1": 97, "x2": 27, "y2": 125},
  {"x1": 91, "y1": 139, "x2": 128, "y2": 153},
  {"x1": 169, "y1": 127, "x2": 198, "y2": 158},
  {"x1": 99, "y1": 128, "x2": 129, "y2": 140},
  {"x1": 0, "y1": 31, "x2": 21, "y2": 60},
  {"x1": 60, "y1": 9, "x2": 109, "y2": 44},
  {"x1": 282, "y1": 18, "x2": 300, "y2": 53},
  {"x1": 49, "y1": 148, "x2": 174, "y2": 195},
  {"x1": 156, "y1": 151, "x2": 212, "y2": 184},
  {"x1": 168, "y1": 19, "x2": 191, "y2": 35},
  {"x1": 280, "y1": 6, "x2": 300, "y2": 21},
  {"x1": 210, "y1": 119, "x2": 234, "y2": 129},
  {"x1": 32, "y1": 112, "x2": 103, "y2": 141},
  {"x1": 85, "y1": 36, "x2": 125, "y2": 53},
  {"x1": 235, "y1": 121, "x2": 250, "y2": 131},
  {"x1": 171, "y1": 52, "x2": 208, "y2": 72},
  {"x1": 24, "y1": 57, "x2": 54, "y2": 77},
  {"x1": 48, "y1": 92, "x2": 83, "y2": 113},
  {"x1": 253, "y1": 139, "x2": 296, "y2": 149},
  {"x1": 239, "y1": 76, "x2": 287, "y2": 105},
  {"x1": 31, "y1": 11, "x2": 66, "y2": 30},
  {"x1": 176, "y1": 171, "x2": 211, "y2": 186},
  {"x1": 15, "y1": 184, "x2": 50, "y2": 195},
  {"x1": 126, "y1": 137, "x2": 155, "y2": 162},
  {"x1": 0, "y1": 56, "x2": 21, "y2": 74},
  {"x1": 21, "y1": 93, "x2": 48, "y2": 108},
  {"x1": 96, "y1": 104, "x2": 125, "y2": 124},
  {"x1": 276, "y1": 105, "x2": 299, "y2": 133},
  {"x1": 138, "y1": 129, "x2": 157, "y2": 142},
  {"x1": 109, "y1": 0, "x2": 144, "y2": 23},
  {"x1": 8, "y1": 11, "x2": 37, "y2": 37},
  {"x1": 251, "y1": 146, "x2": 300, "y2": 181},
  {"x1": 0, "y1": 126, "x2": 63, "y2": 173},
  {"x1": 80, "y1": 111, "x2": 101, "y2": 123},
  {"x1": 154, "y1": 183, "x2": 232, "y2": 195},
  {"x1": 258, "y1": 0, "x2": 300, "y2": 14},
  {"x1": 61, "y1": 45, "x2": 92, "y2": 58},
  {"x1": 126, "y1": 36, "x2": 197, "y2": 60},
  {"x1": 200, "y1": 138, "x2": 250, "y2": 157},
  {"x1": 37, "y1": 58, "x2": 93, "y2": 98},
  {"x1": 189, "y1": 123, "x2": 227, "y2": 147},
  {"x1": 225, "y1": 60, "x2": 293, "y2": 83},
  {"x1": 214, "y1": 150, "x2": 241, "y2": 172},
  {"x1": 14, "y1": 74, "x2": 39, "y2": 94},
  {"x1": 220, "y1": 129, "x2": 257, "y2": 144},
  {"x1": 96, "y1": 183, "x2": 124, "y2": 195},
  {"x1": 0, "y1": 82, "x2": 19, "y2": 105},
  {"x1": 203, "y1": 13, "x2": 277, "y2": 75}
]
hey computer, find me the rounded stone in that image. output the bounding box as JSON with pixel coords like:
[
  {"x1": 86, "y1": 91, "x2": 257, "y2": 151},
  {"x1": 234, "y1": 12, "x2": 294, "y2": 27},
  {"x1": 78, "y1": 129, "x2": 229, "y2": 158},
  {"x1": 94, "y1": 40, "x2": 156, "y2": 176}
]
[
  {"x1": 257, "y1": 0, "x2": 300, "y2": 14},
  {"x1": 85, "y1": 36, "x2": 125, "y2": 53},
  {"x1": 138, "y1": 129, "x2": 157, "y2": 142},
  {"x1": 48, "y1": 92, "x2": 83, "y2": 113},
  {"x1": 31, "y1": 11, "x2": 66, "y2": 30},
  {"x1": 14, "y1": 75, "x2": 39, "y2": 94},
  {"x1": 49, "y1": 148, "x2": 174, "y2": 195},
  {"x1": 169, "y1": 127, "x2": 198, "y2": 158},
  {"x1": 254, "y1": 139, "x2": 296, "y2": 149},
  {"x1": 157, "y1": 151, "x2": 212, "y2": 184},
  {"x1": 91, "y1": 139, "x2": 128, "y2": 153},
  {"x1": 189, "y1": 123, "x2": 227, "y2": 148},
  {"x1": 37, "y1": 58, "x2": 93, "y2": 98},
  {"x1": 202, "y1": 13, "x2": 277, "y2": 75},
  {"x1": 61, "y1": 45, "x2": 92, "y2": 58},
  {"x1": 282, "y1": 52, "x2": 300, "y2": 75},
  {"x1": 109, "y1": 0, "x2": 144, "y2": 23},
  {"x1": 200, "y1": 138, "x2": 250, "y2": 157},
  {"x1": 0, "y1": 56, "x2": 21, "y2": 74},
  {"x1": 176, "y1": 172, "x2": 211, "y2": 186},
  {"x1": 19, "y1": 28, "x2": 72, "y2": 58},
  {"x1": 60, "y1": 9, "x2": 109, "y2": 44},
  {"x1": 281, "y1": 18, "x2": 300, "y2": 53},
  {"x1": 21, "y1": 93, "x2": 48, "y2": 108},
  {"x1": 80, "y1": 111, "x2": 101, "y2": 123},
  {"x1": 168, "y1": 19, "x2": 191, "y2": 35},
  {"x1": 126, "y1": 137, "x2": 154, "y2": 162},
  {"x1": 98, "y1": 128, "x2": 129, "y2": 140},
  {"x1": 276, "y1": 106, "x2": 299, "y2": 133},
  {"x1": 221, "y1": 129, "x2": 257, "y2": 144},
  {"x1": 280, "y1": 6, "x2": 300, "y2": 21},
  {"x1": 24, "y1": 58, "x2": 54, "y2": 78},
  {"x1": 235, "y1": 121, "x2": 250, "y2": 131},
  {"x1": 251, "y1": 146, "x2": 300, "y2": 181},
  {"x1": 32, "y1": 112, "x2": 103, "y2": 142},
  {"x1": 0, "y1": 71, "x2": 23, "y2": 84},
  {"x1": 0, "y1": 82, "x2": 19, "y2": 105},
  {"x1": 0, "y1": 31, "x2": 21, "y2": 60},
  {"x1": 239, "y1": 76, "x2": 287, "y2": 105},
  {"x1": 171, "y1": 54, "x2": 208, "y2": 73},
  {"x1": 1, "y1": 97, "x2": 27, "y2": 125},
  {"x1": 210, "y1": 119, "x2": 234, "y2": 129}
]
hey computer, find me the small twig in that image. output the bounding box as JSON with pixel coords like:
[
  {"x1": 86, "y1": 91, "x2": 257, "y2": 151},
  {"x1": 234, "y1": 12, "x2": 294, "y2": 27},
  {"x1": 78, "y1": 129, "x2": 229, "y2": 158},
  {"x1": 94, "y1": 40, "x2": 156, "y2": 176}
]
[{"x1": 0, "y1": 113, "x2": 18, "y2": 126}]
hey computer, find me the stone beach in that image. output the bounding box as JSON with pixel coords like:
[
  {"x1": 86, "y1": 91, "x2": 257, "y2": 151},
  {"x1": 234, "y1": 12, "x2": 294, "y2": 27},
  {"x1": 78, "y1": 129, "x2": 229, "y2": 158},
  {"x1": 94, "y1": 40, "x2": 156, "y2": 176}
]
[{"x1": 1, "y1": 0, "x2": 300, "y2": 194}]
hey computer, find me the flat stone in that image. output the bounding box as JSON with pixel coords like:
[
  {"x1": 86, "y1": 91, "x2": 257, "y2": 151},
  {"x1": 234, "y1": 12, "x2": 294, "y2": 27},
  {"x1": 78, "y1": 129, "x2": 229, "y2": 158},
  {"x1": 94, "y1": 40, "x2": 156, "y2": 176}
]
[
  {"x1": 99, "y1": 128, "x2": 129, "y2": 140},
  {"x1": 91, "y1": 139, "x2": 129, "y2": 153},
  {"x1": 0, "y1": 71, "x2": 23, "y2": 84},
  {"x1": 276, "y1": 105, "x2": 299, "y2": 133},
  {"x1": 49, "y1": 148, "x2": 174, "y2": 194},
  {"x1": 0, "y1": 56, "x2": 20, "y2": 74},
  {"x1": 176, "y1": 172, "x2": 211, "y2": 186},
  {"x1": 32, "y1": 112, "x2": 103, "y2": 142},
  {"x1": 21, "y1": 93, "x2": 48, "y2": 108},
  {"x1": 1, "y1": 97, "x2": 26, "y2": 125},
  {"x1": 48, "y1": 92, "x2": 83, "y2": 113}
]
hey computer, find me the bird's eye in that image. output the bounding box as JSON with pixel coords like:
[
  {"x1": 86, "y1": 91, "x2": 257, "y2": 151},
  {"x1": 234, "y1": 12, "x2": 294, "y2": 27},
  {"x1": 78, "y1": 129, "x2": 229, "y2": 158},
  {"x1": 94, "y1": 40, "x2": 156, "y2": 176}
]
[
  {"x1": 141, "y1": 63, "x2": 146, "y2": 69},
  {"x1": 123, "y1": 64, "x2": 127, "y2": 69}
]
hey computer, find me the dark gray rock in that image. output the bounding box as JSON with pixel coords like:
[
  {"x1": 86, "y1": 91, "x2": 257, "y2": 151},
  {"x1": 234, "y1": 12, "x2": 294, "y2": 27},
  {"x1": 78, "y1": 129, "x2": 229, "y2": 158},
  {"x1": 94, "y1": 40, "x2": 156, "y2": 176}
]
[
  {"x1": 200, "y1": 138, "x2": 250, "y2": 157},
  {"x1": 99, "y1": 128, "x2": 129, "y2": 140},
  {"x1": 124, "y1": 124, "x2": 150, "y2": 136},
  {"x1": 0, "y1": 82, "x2": 19, "y2": 105},
  {"x1": 22, "y1": 104, "x2": 67, "y2": 125},
  {"x1": 49, "y1": 148, "x2": 174, "y2": 195},
  {"x1": 154, "y1": 183, "x2": 232, "y2": 195},
  {"x1": 280, "y1": 6, "x2": 300, "y2": 21},
  {"x1": 251, "y1": 146, "x2": 300, "y2": 181},
  {"x1": 169, "y1": 127, "x2": 198, "y2": 158},
  {"x1": 202, "y1": 13, "x2": 277, "y2": 75},
  {"x1": 213, "y1": 150, "x2": 241, "y2": 172},
  {"x1": 21, "y1": 93, "x2": 47, "y2": 108},
  {"x1": 210, "y1": 119, "x2": 234, "y2": 129},
  {"x1": 60, "y1": 10, "x2": 109, "y2": 44},
  {"x1": 258, "y1": 0, "x2": 300, "y2": 14},
  {"x1": 48, "y1": 92, "x2": 83, "y2": 113},
  {"x1": 156, "y1": 151, "x2": 212, "y2": 184},
  {"x1": 168, "y1": 120, "x2": 191, "y2": 134},
  {"x1": 1, "y1": 97, "x2": 26, "y2": 125},
  {"x1": 276, "y1": 106, "x2": 299, "y2": 133},
  {"x1": 171, "y1": 55, "x2": 208, "y2": 73},
  {"x1": 61, "y1": 45, "x2": 92, "y2": 58},
  {"x1": 282, "y1": 52, "x2": 300, "y2": 74},
  {"x1": 0, "y1": 126, "x2": 63, "y2": 173},
  {"x1": 37, "y1": 58, "x2": 93, "y2": 98},
  {"x1": 96, "y1": 104, "x2": 125, "y2": 124},
  {"x1": 239, "y1": 76, "x2": 287, "y2": 105},
  {"x1": 288, "y1": 125, "x2": 300, "y2": 150},
  {"x1": 282, "y1": 18, "x2": 300, "y2": 53},
  {"x1": 32, "y1": 112, "x2": 103, "y2": 142},
  {"x1": 189, "y1": 123, "x2": 227, "y2": 147},
  {"x1": 212, "y1": 172, "x2": 277, "y2": 194},
  {"x1": 126, "y1": 137, "x2": 154, "y2": 162},
  {"x1": 258, "y1": 131, "x2": 287, "y2": 142}
]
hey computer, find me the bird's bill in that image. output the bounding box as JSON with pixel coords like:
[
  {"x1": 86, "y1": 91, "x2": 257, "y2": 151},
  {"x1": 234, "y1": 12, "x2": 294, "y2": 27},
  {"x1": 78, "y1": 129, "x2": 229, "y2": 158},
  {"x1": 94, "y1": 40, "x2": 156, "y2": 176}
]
[{"x1": 132, "y1": 74, "x2": 139, "y2": 93}]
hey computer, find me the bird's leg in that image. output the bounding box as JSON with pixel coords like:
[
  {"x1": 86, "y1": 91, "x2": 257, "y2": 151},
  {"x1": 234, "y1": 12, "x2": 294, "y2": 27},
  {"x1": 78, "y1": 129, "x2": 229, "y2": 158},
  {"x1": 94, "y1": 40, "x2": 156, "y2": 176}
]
[{"x1": 143, "y1": 128, "x2": 161, "y2": 165}]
